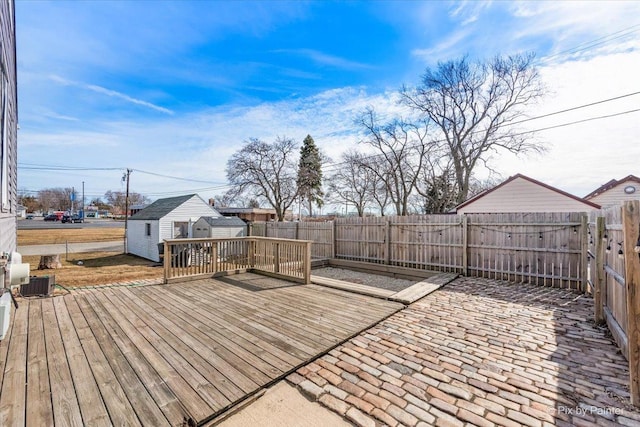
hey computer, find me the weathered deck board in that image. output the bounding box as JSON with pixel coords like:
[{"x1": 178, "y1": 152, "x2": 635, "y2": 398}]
[
  {"x1": 0, "y1": 275, "x2": 402, "y2": 426},
  {"x1": 41, "y1": 298, "x2": 84, "y2": 427},
  {"x1": 0, "y1": 299, "x2": 28, "y2": 427},
  {"x1": 93, "y1": 289, "x2": 216, "y2": 422},
  {"x1": 26, "y1": 301, "x2": 53, "y2": 426},
  {"x1": 54, "y1": 296, "x2": 111, "y2": 426},
  {"x1": 146, "y1": 286, "x2": 285, "y2": 380},
  {"x1": 311, "y1": 275, "x2": 397, "y2": 299},
  {"x1": 64, "y1": 296, "x2": 142, "y2": 427},
  {"x1": 81, "y1": 291, "x2": 191, "y2": 424},
  {"x1": 390, "y1": 272, "x2": 459, "y2": 304},
  {"x1": 74, "y1": 294, "x2": 170, "y2": 427}
]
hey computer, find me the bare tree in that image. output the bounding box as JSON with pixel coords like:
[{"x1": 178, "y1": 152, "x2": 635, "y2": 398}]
[
  {"x1": 226, "y1": 137, "x2": 299, "y2": 221},
  {"x1": 37, "y1": 187, "x2": 74, "y2": 212},
  {"x1": 327, "y1": 150, "x2": 376, "y2": 217},
  {"x1": 357, "y1": 108, "x2": 432, "y2": 216},
  {"x1": 414, "y1": 163, "x2": 460, "y2": 214},
  {"x1": 104, "y1": 190, "x2": 149, "y2": 214},
  {"x1": 401, "y1": 53, "x2": 545, "y2": 204}
]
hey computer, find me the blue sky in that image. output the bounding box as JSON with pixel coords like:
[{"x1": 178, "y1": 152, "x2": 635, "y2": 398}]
[{"x1": 16, "y1": 1, "x2": 640, "y2": 205}]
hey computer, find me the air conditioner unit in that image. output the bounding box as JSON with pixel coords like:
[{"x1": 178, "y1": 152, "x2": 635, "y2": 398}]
[{"x1": 21, "y1": 275, "x2": 55, "y2": 297}]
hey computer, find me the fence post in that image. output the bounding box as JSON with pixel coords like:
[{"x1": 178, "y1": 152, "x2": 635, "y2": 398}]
[
  {"x1": 163, "y1": 240, "x2": 170, "y2": 283},
  {"x1": 580, "y1": 214, "x2": 589, "y2": 292},
  {"x1": 622, "y1": 200, "x2": 640, "y2": 406},
  {"x1": 462, "y1": 215, "x2": 468, "y2": 276},
  {"x1": 248, "y1": 239, "x2": 255, "y2": 269},
  {"x1": 304, "y1": 241, "x2": 312, "y2": 284},
  {"x1": 274, "y1": 242, "x2": 280, "y2": 273},
  {"x1": 212, "y1": 242, "x2": 218, "y2": 274},
  {"x1": 385, "y1": 220, "x2": 391, "y2": 265},
  {"x1": 594, "y1": 215, "x2": 605, "y2": 324},
  {"x1": 331, "y1": 220, "x2": 337, "y2": 259}
]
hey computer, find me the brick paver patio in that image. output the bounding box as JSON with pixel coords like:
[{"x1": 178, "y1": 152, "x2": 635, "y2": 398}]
[{"x1": 288, "y1": 277, "x2": 640, "y2": 426}]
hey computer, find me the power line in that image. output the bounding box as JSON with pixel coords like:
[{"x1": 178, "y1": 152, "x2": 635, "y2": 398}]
[
  {"x1": 508, "y1": 91, "x2": 640, "y2": 126},
  {"x1": 132, "y1": 168, "x2": 226, "y2": 185},
  {"x1": 321, "y1": 92, "x2": 640, "y2": 173},
  {"x1": 539, "y1": 24, "x2": 640, "y2": 64}
]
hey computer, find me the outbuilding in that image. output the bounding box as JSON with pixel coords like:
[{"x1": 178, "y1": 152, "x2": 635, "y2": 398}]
[
  {"x1": 192, "y1": 216, "x2": 248, "y2": 239},
  {"x1": 126, "y1": 194, "x2": 220, "y2": 262},
  {"x1": 454, "y1": 174, "x2": 601, "y2": 214}
]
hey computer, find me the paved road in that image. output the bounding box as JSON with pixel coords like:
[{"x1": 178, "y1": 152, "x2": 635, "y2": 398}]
[
  {"x1": 17, "y1": 240, "x2": 124, "y2": 255},
  {"x1": 18, "y1": 218, "x2": 125, "y2": 230}
]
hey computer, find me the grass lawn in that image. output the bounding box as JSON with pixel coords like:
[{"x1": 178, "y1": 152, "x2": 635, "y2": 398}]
[
  {"x1": 18, "y1": 228, "x2": 124, "y2": 245},
  {"x1": 19, "y1": 228, "x2": 160, "y2": 288},
  {"x1": 24, "y1": 251, "x2": 162, "y2": 288}
]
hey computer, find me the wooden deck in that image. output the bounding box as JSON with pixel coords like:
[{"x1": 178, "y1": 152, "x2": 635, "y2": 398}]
[{"x1": 0, "y1": 273, "x2": 403, "y2": 426}]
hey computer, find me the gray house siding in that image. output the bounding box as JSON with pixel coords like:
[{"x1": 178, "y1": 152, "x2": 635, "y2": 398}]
[{"x1": 0, "y1": 0, "x2": 17, "y2": 255}]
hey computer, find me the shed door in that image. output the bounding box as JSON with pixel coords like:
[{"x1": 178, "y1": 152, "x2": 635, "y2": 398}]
[{"x1": 173, "y1": 221, "x2": 189, "y2": 238}]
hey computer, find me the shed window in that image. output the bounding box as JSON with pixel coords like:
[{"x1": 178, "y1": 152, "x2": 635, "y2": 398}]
[{"x1": 145, "y1": 223, "x2": 151, "y2": 236}]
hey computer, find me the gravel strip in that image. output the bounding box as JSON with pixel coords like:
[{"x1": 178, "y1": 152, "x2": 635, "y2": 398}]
[{"x1": 311, "y1": 267, "x2": 416, "y2": 292}]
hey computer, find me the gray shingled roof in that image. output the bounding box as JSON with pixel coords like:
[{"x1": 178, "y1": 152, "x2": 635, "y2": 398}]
[
  {"x1": 199, "y1": 216, "x2": 246, "y2": 227},
  {"x1": 129, "y1": 194, "x2": 196, "y2": 220}
]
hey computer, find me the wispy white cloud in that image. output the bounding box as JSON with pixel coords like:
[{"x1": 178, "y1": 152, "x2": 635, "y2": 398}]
[
  {"x1": 273, "y1": 49, "x2": 373, "y2": 70},
  {"x1": 39, "y1": 110, "x2": 80, "y2": 122},
  {"x1": 411, "y1": 28, "x2": 471, "y2": 61},
  {"x1": 449, "y1": 0, "x2": 493, "y2": 26},
  {"x1": 49, "y1": 75, "x2": 174, "y2": 115},
  {"x1": 410, "y1": 1, "x2": 640, "y2": 65}
]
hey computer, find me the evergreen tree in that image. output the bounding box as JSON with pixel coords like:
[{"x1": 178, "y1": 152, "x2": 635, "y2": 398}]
[{"x1": 297, "y1": 135, "x2": 324, "y2": 217}]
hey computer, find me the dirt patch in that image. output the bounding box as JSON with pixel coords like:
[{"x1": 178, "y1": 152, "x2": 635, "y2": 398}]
[{"x1": 23, "y1": 251, "x2": 161, "y2": 288}]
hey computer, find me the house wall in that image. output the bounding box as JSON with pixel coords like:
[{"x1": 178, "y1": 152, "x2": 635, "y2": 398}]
[
  {"x1": 127, "y1": 220, "x2": 160, "y2": 261},
  {"x1": 457, "y1": 178, "x2": 597, "y2": 214},
  {"x1": 0, "y1": 0, "x2": 17, "y2": 257},
  {"x1": 587, "y1": 180, "x2": 640, "y2": 208}
]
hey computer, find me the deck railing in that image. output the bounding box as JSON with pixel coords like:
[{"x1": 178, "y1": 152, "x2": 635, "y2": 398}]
[{"x1": 162, "y1": 236, "x2": 312, "y2": 284}]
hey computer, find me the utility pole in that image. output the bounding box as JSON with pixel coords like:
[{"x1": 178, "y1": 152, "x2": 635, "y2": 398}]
[
  {"x1": 123, "y1": 169, "x2": 132, "y2": 254},
  {"x1": 82, "y1": 181, "x2": 85, "y2": 215}
]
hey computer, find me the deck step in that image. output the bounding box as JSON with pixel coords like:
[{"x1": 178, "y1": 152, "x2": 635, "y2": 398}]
[
  {"x1": 310, "y1": 275, "x2": 396, "y2": 299},
  {"x1": 390, "y1": 273, "x2": 459, "y2": 304}
]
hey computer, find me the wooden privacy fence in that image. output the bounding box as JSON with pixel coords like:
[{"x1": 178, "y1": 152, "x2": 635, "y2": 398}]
[
  {"x1": 588, "y1": 201, "x2": 640, "y2": 406},
  {"x1": 163, "y1": 236, "x2": 312, "y2": 285},
  {"x1": 251, "y1": 221, "x2": 334, "y2": 258},
  {"x1": 252, "y1": 212, "x2": 588, "y2": 290}
]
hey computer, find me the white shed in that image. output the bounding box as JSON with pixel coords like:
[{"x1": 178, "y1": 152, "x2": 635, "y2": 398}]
[
  {"x1": 126, "y1": 194, "x2": 220, "y2": 262},
  {"x1": 192, "y1": 216, "x2": 247, "y2": 239}
]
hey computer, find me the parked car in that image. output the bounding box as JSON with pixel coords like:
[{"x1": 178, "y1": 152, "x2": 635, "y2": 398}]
[
  {"x1": 25, "y1": 214, "x2": 34, "y2": 220},
  {"x1": 62, "y1": 214, "x2": 84, "y2": 223},
  {"x1": 44, "y1": 214, "x2": 59, "y2": 221}
]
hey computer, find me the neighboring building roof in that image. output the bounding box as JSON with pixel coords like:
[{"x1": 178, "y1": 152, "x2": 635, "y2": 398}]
[
  {"x1": 455, "y1": 174, "x2": 601, "y2": 213},
  {"x1": 130, "y1": 194, "x2": 195, "y2": 220},
  {"x1": 584, "y1": 175, "x2": 640, "y2": 199},
  {"x1": 217, "y1": 207, "x2": 278, "y2": 214},
  {"x1": 198, "y1": 216, "x2": 247, "y2": 227}
]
